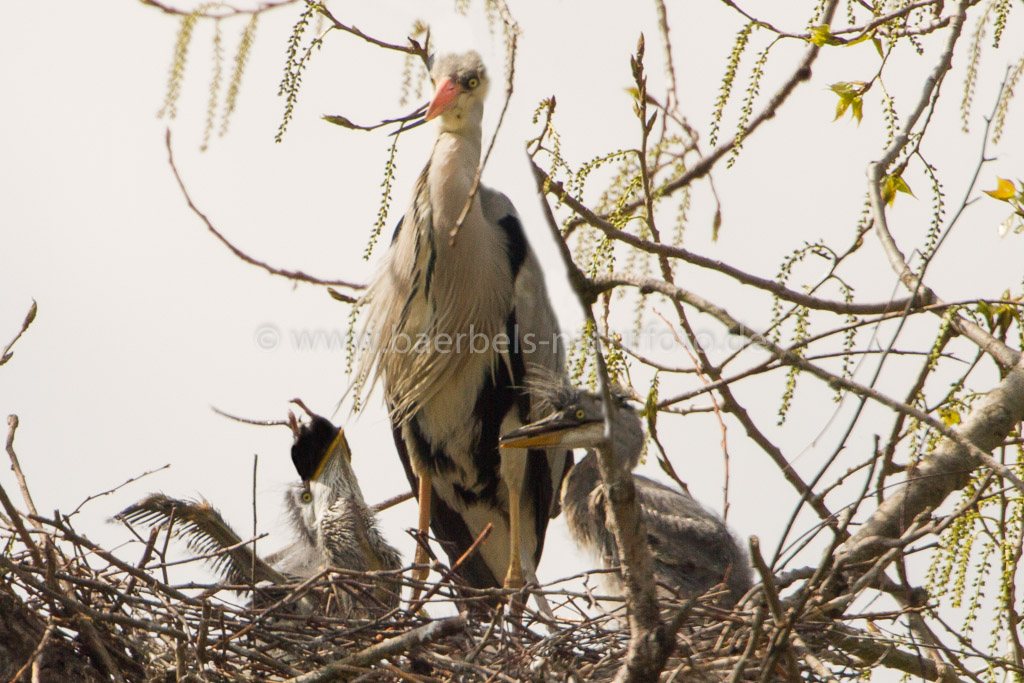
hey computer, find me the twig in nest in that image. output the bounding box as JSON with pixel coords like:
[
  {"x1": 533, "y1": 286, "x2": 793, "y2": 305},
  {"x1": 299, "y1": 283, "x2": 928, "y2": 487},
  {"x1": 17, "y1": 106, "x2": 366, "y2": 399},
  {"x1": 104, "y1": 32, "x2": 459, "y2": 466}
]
[
  {"x1": 0, "y1": 417, "x2": 43, "y2": 566},
  {"x1": 371, "y1": 490, "x2": 414, "y2": 513},
  {"x1": 406, "y1": 523, "x2": 493, "y2": 615},
  {"x1": 6, "y1": 415, "x2": 40, "y2": 526},
  {"x1": 6, "y1": 618, "x2": 56, "y2": 683},
  {"x1": 284, "y1": 615, "x2": 467, "y2": 683}
]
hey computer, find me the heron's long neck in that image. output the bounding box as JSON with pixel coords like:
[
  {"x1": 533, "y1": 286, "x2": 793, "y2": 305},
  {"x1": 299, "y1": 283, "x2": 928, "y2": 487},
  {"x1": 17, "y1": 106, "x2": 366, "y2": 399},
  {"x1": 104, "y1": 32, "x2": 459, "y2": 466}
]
[{"x1": 428, "y1": 127, "x2": 483, "y2": 233}]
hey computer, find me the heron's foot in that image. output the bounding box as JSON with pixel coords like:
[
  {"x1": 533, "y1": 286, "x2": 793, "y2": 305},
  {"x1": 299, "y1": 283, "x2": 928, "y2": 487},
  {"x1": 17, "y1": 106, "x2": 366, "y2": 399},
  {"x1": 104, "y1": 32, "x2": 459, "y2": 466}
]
[{"x1": 503, "y1": 567, "x2": 527, "y2": 620}]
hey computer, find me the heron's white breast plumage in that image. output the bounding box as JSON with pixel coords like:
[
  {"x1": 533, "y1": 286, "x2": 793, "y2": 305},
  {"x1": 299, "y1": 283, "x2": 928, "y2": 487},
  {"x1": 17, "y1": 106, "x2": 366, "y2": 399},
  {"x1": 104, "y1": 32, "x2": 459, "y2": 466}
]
[{"x1": 363, "y1": 131, "x2": 514, "y2": 434}]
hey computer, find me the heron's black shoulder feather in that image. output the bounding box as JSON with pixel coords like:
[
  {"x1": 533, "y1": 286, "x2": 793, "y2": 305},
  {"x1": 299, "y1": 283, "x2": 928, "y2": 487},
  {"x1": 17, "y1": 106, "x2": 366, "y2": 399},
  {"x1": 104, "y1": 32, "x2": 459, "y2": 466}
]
[
  {"x1": 497, "y1": 214, "x2": 527, "y2": 279},
  {"x1": 389, "y1": 216, "x2": 404, "y2": 243}
]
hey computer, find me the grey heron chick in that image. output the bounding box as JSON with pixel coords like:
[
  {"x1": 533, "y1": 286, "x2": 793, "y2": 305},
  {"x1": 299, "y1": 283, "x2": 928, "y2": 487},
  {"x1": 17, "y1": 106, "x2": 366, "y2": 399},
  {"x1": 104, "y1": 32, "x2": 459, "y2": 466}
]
[
  {"x1": 358, "y1": 50, "x2": 570, "y2": 596},
  {"x1": 500, "y1": 383, "x2": 752, "y2": 607},
  {"x1": 278, "y1": 413, "x2": 402, "y2": 582},
  {"x1": 117, "y1": 411, "x2": 401, "y2": 611}
]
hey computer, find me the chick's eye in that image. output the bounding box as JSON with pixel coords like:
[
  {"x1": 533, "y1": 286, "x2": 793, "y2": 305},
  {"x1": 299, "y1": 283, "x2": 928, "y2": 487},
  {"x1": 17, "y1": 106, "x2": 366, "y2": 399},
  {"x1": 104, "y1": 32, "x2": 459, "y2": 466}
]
[
  {"x1": 300, "y1": 490, "x2": 313, "y2": 504},
  {"x1": 466, "y1": 77, "x2": 479, "y2": 89},
  {"x1": 575, "y1": 409, "x2": 586, "y2": 420}
]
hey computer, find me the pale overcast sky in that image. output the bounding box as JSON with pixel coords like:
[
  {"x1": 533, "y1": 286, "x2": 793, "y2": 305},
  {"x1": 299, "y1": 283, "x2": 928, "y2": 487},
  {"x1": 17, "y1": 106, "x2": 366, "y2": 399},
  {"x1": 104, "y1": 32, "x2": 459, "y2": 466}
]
[{"x1": 2, "y1": 0, "x2": 1022, "y2": 620}]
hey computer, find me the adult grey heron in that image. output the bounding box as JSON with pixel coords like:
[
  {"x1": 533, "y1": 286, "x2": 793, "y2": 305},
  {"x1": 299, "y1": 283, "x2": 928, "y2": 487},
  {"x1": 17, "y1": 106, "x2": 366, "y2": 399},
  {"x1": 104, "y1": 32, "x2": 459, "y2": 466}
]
[
  {"x1": 500, "y1": 381, "x2": 752, "y2": 607},
  {"x1": 117, "y1": 410, "x2": 402, "y2": 609},
  {"x1": 358, "y1": 51, "x2": 570, "y2": 595}
]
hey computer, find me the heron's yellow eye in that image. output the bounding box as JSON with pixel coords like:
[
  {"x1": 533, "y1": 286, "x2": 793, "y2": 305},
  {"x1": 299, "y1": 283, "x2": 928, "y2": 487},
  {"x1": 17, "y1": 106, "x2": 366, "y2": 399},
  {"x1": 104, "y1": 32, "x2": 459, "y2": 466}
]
[
  {"x1": 466, "y1": 77, "x2": 479, "y2": 89},
  {"x1": 300, "y1": 490, "x2": 313, "y2": 504},
  {"x1": 575, "y1": 409, "x2": 586, "y2": 420}
]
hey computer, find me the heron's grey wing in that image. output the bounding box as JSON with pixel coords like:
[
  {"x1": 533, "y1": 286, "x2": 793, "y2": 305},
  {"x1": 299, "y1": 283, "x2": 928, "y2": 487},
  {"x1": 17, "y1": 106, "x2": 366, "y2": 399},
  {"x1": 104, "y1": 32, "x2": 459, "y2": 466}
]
[
  {"x1": 264, "y1": 540, "x2": 323, "y2": 580},
  {"x1": 116, "y1": 493, "x2": 289, "y2": 587},
  {"x1": 481, "y1": 186, "x2": 573, "y2": 545},
  {"x1": 480, "y1": 188, "x2": 565, "y2": 382},
  {"x1": 632, "y1": 476, "x2": 752, "y2": 604}
]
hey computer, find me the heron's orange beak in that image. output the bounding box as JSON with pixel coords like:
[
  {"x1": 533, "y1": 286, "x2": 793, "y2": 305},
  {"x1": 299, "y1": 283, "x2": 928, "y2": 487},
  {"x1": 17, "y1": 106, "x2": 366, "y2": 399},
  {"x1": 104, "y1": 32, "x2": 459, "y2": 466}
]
[{"x1": 425, "y1": 78, "x2": 460, "y2": 121}]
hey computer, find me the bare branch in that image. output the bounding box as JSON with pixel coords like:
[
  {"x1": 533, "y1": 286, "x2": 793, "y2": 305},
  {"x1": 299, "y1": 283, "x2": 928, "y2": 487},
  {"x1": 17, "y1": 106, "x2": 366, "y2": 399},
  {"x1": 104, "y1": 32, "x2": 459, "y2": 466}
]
[
  {"x1": 165, "y1": 129, "x2": 365, "y2": 294},
  {"x1": 840, "y1": 353, "x2": 1024, "y2": 566},
  {"x1": 532, "y1": 140, "x2": 675, "y2": 683},
  {"x1": 0, "y1": 301, "x2": 37, "y2": 367},
  {"x1": 866, "y1": 0, "x2": 1020, "y2": 369},
  {"x1": 539, "y1": 168, "x2": 912, "y2": 316},
  {"x1": 316, "y1": 5, "x2": 429, "y2": 61}
]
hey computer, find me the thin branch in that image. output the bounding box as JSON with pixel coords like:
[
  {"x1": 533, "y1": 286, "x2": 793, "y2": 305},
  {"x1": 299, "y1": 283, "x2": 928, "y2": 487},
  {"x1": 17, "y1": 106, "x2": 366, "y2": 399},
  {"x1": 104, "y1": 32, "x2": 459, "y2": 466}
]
[
  {"x1": 405, "y1": 523, "x2": 492, "y2": 616},
  {"x1": 317, "y1": 5, "x2": 428, "y2": 60},
  {"x1": 597, "y1": 272, "x2": 1024, "y2": 497},
  {"x1": 0, "y1": 480, "x2": 43, "y2": 568},
  {"x1": 164, "y1": 129, "x2": 364, "y2": 295},
  {"x1": 532, "y1": 146, "x2": 674, "y2": 683},
  {"x1": 565, "y1": 11, "x2": 831, "y2": 230},
  {"x1": 139, "y1": 0, "x2": 297, "y2": 18},
  {"x1": 67, "y1": 464, "x2": 171, "y2": 519},
  {"x1": 0, "y1": 300, "x2": 37, "y2": 367},
  {"x1": 322, "y1": 103, "x2": 427, "y2": 133},
  {"x1": 840, "y1": 353, "x2": 1024, "y2": 566},
  {"x1": 450, "y1": 3, "x2": 519, "y2": 245},
  {"x1": 371, "y1": 490, "x2": 414, "y2": 513},
  {"x1": 866, "y1": 0, "x2": 1019, "y2": 369},
  {"x1": 6, "y1": 416, "x2": 40, "y2": 529},
  {"x1": 539, "y1": 167, "x2": 912, "y2": 316}
]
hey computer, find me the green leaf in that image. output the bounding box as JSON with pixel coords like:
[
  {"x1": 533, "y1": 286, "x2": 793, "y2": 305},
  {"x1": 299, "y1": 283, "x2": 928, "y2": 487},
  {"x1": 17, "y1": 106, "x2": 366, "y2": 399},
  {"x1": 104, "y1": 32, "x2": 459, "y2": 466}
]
[
  {"x1": 938, "y1": 407, "x2": 961, "y2": 427},
  {"x1": 835, "y1": 96, "x2": 850, "y2": 120},
  {"x1": 977, "y1": 300, "x2": 993, "y2": 325},
  {"x1": 830, "y1": 82, "x2": 857, "y2": 97},
  {"x1": 882, "y1": 173, "x2": 915, "y2": 206},
  {"x1": 809, "y1": 25, "x2": 842, "y2": 46},
  {"x1": 322, "y1": 114, "x2": 357, "y2": 128},
  {"x1": 984, "y1": 177, "x2": 1016, "y2": 201},
  {"x1": 830, "y1": 82, "x2": 867, "y2": 123}
]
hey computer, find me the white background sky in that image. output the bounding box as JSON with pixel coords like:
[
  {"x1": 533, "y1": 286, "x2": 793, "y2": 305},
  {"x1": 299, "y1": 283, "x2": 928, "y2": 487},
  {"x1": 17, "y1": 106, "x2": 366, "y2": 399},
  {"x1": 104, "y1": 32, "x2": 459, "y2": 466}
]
[{"x1": 2, "y1": 0, "x2": 1023, "y2": 633}]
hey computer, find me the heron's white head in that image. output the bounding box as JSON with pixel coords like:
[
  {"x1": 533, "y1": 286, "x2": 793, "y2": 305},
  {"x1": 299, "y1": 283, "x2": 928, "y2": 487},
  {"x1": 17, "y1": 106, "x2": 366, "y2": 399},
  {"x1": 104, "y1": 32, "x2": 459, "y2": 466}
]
[
  {"x1": 499, "y1": 383, "x2": 645, "y2": 471},
  {"x1": 424, "y1": 51, "x2": 489, "y2": 131}
]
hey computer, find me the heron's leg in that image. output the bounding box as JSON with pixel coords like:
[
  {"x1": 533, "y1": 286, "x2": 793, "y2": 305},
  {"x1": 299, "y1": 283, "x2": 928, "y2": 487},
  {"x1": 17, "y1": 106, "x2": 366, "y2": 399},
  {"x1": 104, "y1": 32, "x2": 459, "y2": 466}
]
[
  {"x1": 409, "y1": 474, "x2": 432, "y2": 602},
  {"x1": 503, "y1": 484, "x2": 524, "y2": 589}
]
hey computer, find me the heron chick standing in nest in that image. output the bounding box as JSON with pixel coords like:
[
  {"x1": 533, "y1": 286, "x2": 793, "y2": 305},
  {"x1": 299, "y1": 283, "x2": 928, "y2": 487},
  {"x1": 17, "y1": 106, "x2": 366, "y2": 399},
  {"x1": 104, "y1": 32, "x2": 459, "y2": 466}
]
[
  {"x1": 500, "y1": 378, "x2": 752, "y2": 607},
  {"x1": 117, "y1": 407, "x2": 402, "y2": 613}
]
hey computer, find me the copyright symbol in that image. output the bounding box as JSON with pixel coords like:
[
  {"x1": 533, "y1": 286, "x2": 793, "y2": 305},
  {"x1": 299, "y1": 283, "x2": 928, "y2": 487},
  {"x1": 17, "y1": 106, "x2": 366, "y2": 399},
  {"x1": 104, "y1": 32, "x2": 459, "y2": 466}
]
[{"x1": 254, "y1": 324, "x2": 280, "y2": 351}]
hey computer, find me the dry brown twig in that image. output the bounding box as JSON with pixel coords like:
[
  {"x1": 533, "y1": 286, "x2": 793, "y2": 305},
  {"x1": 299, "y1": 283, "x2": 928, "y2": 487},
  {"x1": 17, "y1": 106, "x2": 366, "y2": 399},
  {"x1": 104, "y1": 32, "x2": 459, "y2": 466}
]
[
  {"x1": 165, "y1": 129, "x2": 365, "y2": 300},
  {"x1": 0, "y1": 300, "x2": 36, "y2": 367}
]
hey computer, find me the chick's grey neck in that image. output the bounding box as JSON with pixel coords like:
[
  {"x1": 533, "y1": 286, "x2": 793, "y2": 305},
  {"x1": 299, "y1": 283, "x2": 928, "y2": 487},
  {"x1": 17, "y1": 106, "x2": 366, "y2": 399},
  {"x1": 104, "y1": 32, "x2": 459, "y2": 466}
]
[
  {"x1": 562, "y1": 404, "x2": 642, "y2": 491},
  {"x1": 588, "y1": 400, "x2": 644, "y2": 471}
]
